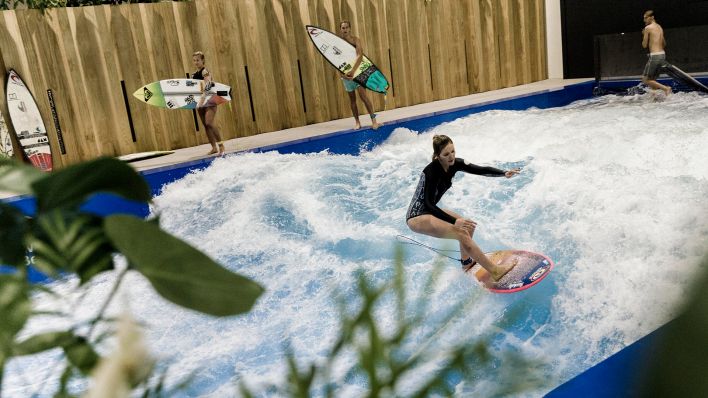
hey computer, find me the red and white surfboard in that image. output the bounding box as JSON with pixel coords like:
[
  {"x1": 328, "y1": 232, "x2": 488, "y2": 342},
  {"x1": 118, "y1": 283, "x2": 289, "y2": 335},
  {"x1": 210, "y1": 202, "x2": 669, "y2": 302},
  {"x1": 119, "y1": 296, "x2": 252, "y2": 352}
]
[
  {"x1": 6, "y1": 70, "x2": 53, "y2": 171},
  {"x1": 468, "y1": 250, "x2": 554, "y2": 293}
]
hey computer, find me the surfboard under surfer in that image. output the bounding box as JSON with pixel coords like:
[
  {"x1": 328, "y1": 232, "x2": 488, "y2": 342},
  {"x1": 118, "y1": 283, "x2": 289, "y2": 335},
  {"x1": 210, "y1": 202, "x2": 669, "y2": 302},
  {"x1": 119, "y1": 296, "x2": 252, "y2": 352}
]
[
  {"x1": 339, "y1": 20, "x2": 380, "y2": 130},
  {"x1": 192, "y1": 51, "x2": 226, "y2": 156},
  {"x1": 406, "y1": 135, "x2": 520, "y2": 281}
]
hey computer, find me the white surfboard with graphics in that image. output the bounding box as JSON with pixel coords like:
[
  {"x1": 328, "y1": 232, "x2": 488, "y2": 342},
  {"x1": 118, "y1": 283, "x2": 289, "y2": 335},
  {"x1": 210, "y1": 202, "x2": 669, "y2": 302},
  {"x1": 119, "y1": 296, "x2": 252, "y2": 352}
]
[
  {"x1": 6, "y1": 70, "x2": 53, "y2": 171},
  {"x1": 133, "y1": 79, "x2": 232, "y2": 110},
  {"x1": 306, "y1": 25, "x2": 389, "y2": 94}
]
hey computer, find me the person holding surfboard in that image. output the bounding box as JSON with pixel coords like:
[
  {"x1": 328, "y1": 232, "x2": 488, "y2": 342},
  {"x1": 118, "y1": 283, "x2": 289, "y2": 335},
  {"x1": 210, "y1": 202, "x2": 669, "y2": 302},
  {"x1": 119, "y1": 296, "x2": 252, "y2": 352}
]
[
  {"x1": 339, "y1": 20, "x2": 379, "y2": 130},
  {"x1": 406, "y1": 135, "x2": 520, "y2": 281},
  {"x1": 192, "y1": 51, "x2": 225, "y2": 155}
]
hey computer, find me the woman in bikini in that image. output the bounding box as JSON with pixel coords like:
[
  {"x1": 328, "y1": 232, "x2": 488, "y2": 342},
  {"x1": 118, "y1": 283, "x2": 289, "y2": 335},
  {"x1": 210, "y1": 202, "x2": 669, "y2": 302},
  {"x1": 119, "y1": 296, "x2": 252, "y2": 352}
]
[{"x1": 192, "y1": 51, "x2": 225, "y2": 155}]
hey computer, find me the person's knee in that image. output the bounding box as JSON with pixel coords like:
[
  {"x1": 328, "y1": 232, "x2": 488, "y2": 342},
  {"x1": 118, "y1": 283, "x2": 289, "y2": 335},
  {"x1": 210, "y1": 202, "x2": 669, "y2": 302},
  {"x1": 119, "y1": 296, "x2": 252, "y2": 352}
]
[
  {"x1": 407, "y1": 219, "x2": 422, "y2": 234},
  {"x1": 406, "y1": 220, "x2": 415, "y2": 232}
]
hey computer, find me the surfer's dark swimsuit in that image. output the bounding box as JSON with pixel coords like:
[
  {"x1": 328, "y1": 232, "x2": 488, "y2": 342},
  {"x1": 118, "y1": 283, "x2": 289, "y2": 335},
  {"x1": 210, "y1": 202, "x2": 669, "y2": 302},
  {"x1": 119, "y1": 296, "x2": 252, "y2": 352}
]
[
  {"x1": 192, "y1": 67, "x2": 214, "y2": 91},
  {"x1": 192, "y1": 67, "x2": 205, "y2": 80},
  {"x1": 406, "y1": 158, "x2": 505, "y2": 224}
]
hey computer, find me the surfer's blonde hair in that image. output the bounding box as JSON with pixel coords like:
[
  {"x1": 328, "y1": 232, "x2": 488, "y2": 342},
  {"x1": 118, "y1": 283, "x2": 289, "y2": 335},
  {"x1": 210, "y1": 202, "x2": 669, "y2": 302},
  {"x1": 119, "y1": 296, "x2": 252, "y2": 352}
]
[
  {"x1": 432, "y1": 135, "x2": 453, "y2": 161},
  {"x1": 192, "y1": 51, "x2": 205, "y2": 61},
  {"x1": 340, "y1": 20, "x2": 351, "y2": 29}
]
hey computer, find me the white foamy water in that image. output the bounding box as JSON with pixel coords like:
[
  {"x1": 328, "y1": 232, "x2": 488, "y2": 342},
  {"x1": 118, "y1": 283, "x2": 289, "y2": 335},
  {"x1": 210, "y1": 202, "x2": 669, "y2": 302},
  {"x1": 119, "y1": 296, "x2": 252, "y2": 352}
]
[{"x1": 5, "y1": 92, "x2": 708, "y2": 397}]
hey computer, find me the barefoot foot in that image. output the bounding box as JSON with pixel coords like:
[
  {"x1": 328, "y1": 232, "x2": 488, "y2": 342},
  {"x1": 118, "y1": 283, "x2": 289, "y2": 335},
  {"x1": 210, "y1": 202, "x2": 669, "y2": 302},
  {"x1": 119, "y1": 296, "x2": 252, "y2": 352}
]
[
  {"x1": 218, "y1": 142, "x2": 225, "y2": 155},
  {"x1": 490, "y1": 258, "x2": 518, "y2": 281}
]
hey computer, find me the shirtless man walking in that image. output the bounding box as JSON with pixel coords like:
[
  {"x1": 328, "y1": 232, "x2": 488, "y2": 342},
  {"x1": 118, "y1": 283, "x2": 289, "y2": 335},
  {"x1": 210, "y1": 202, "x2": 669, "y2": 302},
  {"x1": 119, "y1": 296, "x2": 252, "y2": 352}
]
[{"x1": 641, "y1": 10, "x2": 671, "y2": 95}]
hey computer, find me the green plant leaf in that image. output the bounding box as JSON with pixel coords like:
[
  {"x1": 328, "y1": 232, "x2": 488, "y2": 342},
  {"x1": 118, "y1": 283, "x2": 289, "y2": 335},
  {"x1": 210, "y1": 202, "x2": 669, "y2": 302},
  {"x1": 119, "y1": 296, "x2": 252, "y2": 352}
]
[
  {"x1": 30, "y1": 211, "x2": 115, "y2": 283},
  {"x1": 0, "y1": 275, "x2": 31, "y2": 360},
  {"x1": 63, "y1": 336, "x2": 99, "y2": 375},
  {"x1": 0, "y1": 158, "x2": 44, "y2": 195},
  {"x1": 104, "y1": 215, "x2": 264, "y2": 317},
  {"x1": 11, "y1": 331, "x2": 74, "y2": 356},
  {"x1": 0, "y1": 202, "x2": 29, "y2": 266},
  {"x1": 31, "y1": 157, "x2": 151, "y2": 213}
]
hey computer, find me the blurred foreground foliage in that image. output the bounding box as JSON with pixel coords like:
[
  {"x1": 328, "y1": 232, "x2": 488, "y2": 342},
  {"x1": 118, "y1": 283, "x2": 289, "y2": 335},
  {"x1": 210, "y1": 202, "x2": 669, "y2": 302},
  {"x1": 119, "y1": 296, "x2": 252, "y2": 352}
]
[
  {"x1": 0, "y1": 157, "x2": 263, "y2": 396},
  {"x1": 640, "y1": 255, "x2": 708, "y2": 397},
  {"x1": 240, "y1": 248, "x2": 544, "y2": 397}
]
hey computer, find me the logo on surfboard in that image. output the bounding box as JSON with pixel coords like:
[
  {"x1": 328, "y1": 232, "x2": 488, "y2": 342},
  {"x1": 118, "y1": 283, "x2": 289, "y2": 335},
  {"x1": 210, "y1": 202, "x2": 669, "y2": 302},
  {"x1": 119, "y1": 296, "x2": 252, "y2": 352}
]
[
  {"x1": 9, "y1": 73, "x2": 24, "y2": 87},
  {"x1": 143, "y1": 87, "x2": 153, "y2": 102},
  {"x1": 529, "y1": 267, "x2": 547, "y2": 281},
  {"x1": 307, "y1": 27, "x2": 322, "y2": 37}
]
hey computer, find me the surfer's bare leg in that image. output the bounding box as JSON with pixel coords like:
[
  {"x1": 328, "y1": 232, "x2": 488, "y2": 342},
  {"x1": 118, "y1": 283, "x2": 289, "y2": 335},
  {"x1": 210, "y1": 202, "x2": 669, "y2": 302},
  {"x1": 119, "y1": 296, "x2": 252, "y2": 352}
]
[
  {"x1": 347, "y1": 91, "x2": 361, "y2": 129},
  {"x1": 407, "y1": 214, "x2": 515, "y2": 281},
  {"x1": 357, "y1": 86, "x2": 379, "y2": 129},
  {"x1": 443, "y1": 209, "x2": 474, "y2": 263},
  {"x1": 642, "y1": 76, "x2": 671, "y2": 95},
  {"x1": 200, "y1": 107, "x2": 224, "y2": 155}
]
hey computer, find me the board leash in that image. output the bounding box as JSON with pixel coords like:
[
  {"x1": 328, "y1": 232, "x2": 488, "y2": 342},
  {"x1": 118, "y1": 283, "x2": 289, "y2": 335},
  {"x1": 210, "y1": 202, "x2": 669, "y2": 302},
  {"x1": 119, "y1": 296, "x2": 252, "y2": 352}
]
[{"x1": 395, "y1": 235, "x2": 461, "y2": 262}]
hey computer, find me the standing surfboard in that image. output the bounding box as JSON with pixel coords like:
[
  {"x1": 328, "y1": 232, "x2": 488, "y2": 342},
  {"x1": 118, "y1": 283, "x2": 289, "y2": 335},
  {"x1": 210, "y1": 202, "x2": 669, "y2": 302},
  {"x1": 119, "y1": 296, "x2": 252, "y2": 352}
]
[
  {"x1": 306, "y1": 25, "x2": 389, "y2": 94},
  {"x1": 0, "y1": 112, "x2": 12, "y2": 158},
  {"x1": 6, "y1": 70, "x2": 52, "y2": 171},
  {"x1": 133, "y1": 79, "x2": 232, "y2": 110},
  {"x1": 467, "y1": 250, "x2": 554, "y2": 293}
]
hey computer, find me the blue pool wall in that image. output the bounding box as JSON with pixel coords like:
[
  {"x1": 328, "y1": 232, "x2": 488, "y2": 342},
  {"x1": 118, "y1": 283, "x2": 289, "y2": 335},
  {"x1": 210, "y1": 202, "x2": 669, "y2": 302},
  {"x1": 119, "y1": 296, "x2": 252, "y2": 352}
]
[{"x1": 595, "y1": 74, "x2": 708, "y2": 94}]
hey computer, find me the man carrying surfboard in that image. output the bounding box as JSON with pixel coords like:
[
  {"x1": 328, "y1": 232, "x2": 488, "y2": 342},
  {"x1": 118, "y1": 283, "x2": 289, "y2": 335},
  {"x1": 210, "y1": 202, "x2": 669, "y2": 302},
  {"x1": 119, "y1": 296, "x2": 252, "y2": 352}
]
[
  {"x1": 641, "y1": 10, "x2": 671, "y2": 96},
  {"x1": 406, "y1": 135, "x2": 520, "y2": 281},
  {"x1": 339, "y1": 21, "x2": 379, "y2": 130},
  {"x1": 192, "y1": 51, "x2": 226, "y2": 155}
]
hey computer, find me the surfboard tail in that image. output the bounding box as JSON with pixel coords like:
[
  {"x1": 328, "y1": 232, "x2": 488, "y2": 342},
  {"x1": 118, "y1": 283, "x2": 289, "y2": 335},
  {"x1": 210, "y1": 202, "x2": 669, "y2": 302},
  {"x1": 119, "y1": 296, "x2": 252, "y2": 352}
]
[{"x1": 663, "y1": 64, "x2": 708, "y2": 93}]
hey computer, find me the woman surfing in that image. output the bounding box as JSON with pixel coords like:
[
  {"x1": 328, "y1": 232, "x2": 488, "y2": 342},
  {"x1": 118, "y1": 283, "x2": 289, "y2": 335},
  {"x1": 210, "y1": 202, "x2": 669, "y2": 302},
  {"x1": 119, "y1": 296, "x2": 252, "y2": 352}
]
[{"x1": 406, "y1": 135, "x2": 520, "y2": 280}]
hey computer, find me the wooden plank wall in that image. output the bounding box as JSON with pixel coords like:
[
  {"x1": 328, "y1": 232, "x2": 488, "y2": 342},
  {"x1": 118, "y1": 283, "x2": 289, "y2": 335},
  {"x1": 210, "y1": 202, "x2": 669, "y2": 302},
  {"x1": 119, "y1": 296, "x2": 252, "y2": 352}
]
[{"x1": 0, "y1": 0, "x2": 547, "y2": 168}]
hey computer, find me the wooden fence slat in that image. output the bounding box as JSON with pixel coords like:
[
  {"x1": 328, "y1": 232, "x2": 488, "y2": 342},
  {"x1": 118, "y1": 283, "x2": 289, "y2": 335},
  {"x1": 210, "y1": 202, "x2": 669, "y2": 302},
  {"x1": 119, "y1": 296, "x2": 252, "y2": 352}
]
[
  {"x1": 34, "y1": 9, "x2": 87, "y2": 165},
  {"x1": 265, "y1": 0, "x2": 307, "y2": 129},
  {"x1": 18, "y1": 10, "x2": 72, "y2": 167}
]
